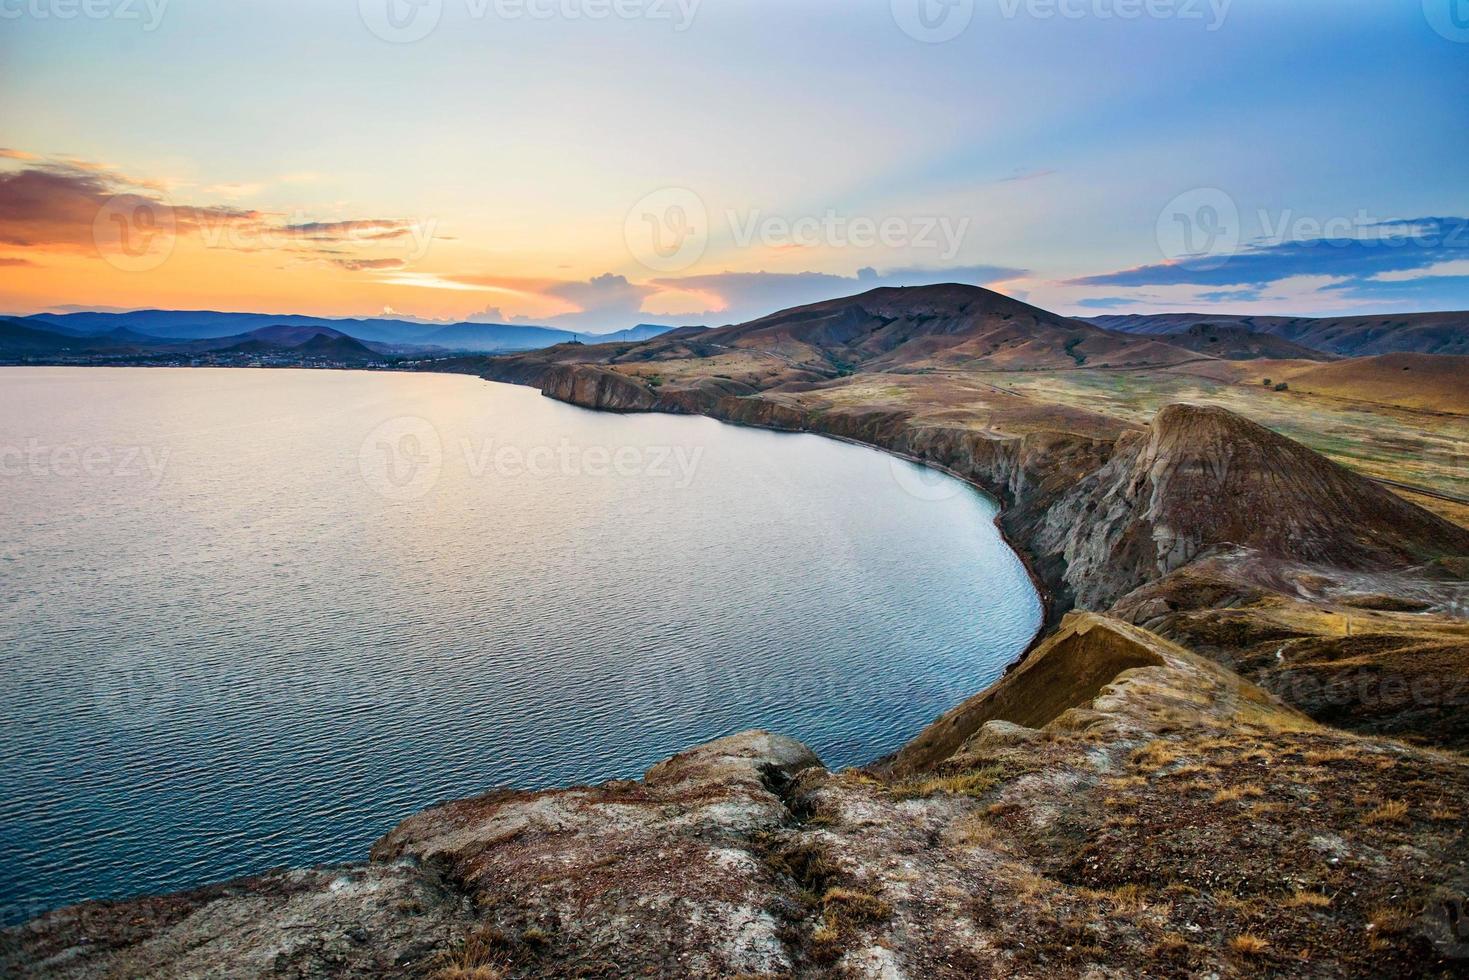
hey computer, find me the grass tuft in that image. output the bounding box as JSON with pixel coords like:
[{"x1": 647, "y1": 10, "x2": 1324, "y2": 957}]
[
  {"x1": 1362, "y1": 799, "x2": 1409, "y2": 826},
  {"x1": 1229, "y1": 934, "x2": 1270, "y2": 956}
]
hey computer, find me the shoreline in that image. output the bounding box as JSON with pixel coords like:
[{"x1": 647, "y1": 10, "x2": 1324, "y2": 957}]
[
  {"x1": 2, "y1": 363, "x2": 1049, "y2": 924},
  {"x1": 488, "y1": 369, "x2": 1059, "y2": 655}
]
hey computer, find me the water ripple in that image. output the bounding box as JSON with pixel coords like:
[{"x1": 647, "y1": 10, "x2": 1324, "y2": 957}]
[{"x1": 0, "y1": 367, "x2": 1040, "y2": 922}]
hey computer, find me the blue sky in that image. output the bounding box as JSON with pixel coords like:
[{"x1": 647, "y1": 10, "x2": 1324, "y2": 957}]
[{"x1": 2, "y1": 0, "x2": 1467, "y2": 325}]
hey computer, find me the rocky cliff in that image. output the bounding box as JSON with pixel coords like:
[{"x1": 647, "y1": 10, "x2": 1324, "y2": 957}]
[
  {"x1": 9, "y1": 615, "x2": 1468, "y2": 977},
  {"x1": 8, "y1": 286, "x2": 1467, "y2": 977}
]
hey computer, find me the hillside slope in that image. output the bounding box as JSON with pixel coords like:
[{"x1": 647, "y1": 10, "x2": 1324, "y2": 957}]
[
  {"x1": 700, "y1": 284, "x2": 1204, "y2": 373},
  {"x1": 1040, "y1": 403, "x2": 1469, "y2": 609},
  {"x1": 1277, "y1": 353, "x2": 1469, "y2": 413},
  {"x1": 1090, "y1": 311, "x2": 1469, "y2": 357}
]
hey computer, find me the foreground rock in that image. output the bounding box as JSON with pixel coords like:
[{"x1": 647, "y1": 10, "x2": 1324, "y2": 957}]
[{"x1": 7, "y1": 616, "x2": 1468, "y2": 978}]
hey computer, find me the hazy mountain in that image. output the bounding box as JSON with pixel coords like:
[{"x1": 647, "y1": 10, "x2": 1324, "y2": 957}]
[
  {"x1": 1138, "y1": 322, "x2": 1335, "y2": 361},
  {"x1": 291, "y1": 333, "x2": 380, "y2": 361},
  {"x1": 0, "y1": 319, "x2": 137, "y2": 354},
  {"x1": 1086, "y1": 311, "x2": 1469, "y2": 357},
  {"x1": 21, "y1": 310, "x2": 676, "y2": 353}
]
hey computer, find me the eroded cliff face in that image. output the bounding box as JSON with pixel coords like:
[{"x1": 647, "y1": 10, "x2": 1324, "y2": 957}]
[
  {"x1": 539, "y1": 364, "x2": 662, "y2": 412},
  {"x1": 1039, "y1": 404, "x2": 1469, "y2": 611},
  {"x1": 515, "y1": 363, "x2": 1469, "y2": 750}
]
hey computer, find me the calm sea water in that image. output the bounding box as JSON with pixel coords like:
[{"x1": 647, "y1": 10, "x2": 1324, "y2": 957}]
[{"x1": 0, "y1": 367, "x2": 1040, "y2": 921}]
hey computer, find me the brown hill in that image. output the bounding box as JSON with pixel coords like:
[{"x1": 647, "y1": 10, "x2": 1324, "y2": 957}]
[
  {"x1": 1090, "y1": 310, "x2": 1469, "y2": 357},
  {"x1": 1278, "y1": 353, "x2": 1469, "y2": 413},
  {"x1": 1155, "y1": 322, "x2": 1334, "y2": 361},
  {"x1": 1040, "y1": 403, "x2": 1469, "y2": 608},
  {"x1": 700, "y1": 284, "x2": 1205, "y2": 373}
]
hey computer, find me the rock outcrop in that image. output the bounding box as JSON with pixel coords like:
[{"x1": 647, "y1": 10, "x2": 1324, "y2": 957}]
[
  {"x1": 10, "y1": 618, "x2": 1468, "y2": 978},
  {"x1": 539, "y1": 364, "x2": 661, "y2": 412},
  {"x1": 1040, "y1": 403, "x2": 1469, "y2": 610}
]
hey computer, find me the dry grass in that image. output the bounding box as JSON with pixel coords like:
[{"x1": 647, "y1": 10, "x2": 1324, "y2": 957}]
[
  {"x1": 1369, "y1": 905, "x2": 1419, "y2": 935},
  {"x1": 1284, "y1": 889, "x2": 1332, "y2": 909},
  {"x1": 1212, "y1": 784, "x2": 1265, "y2": 804},
  {"x1": 1131, "y1": 741, "x2": 1181, "y2": 772},
  {"x1": 808, "y1": 887, "x2": 891, "y2": 963},
  {"x1": 951, "y1": 813, "x2": 1005, "y2": 849},
  {"x1": 1362, "y1": 800, "x2": 1410, "y2": 826},
  {"x1": 1150, "y1": 932, "x2": 1190, "y2": 959},
  {"x1": 809, "y1": 923, "x2": 843, "y2": 963},
  {"x1": 822, "y1": 887, "x2": 891, "y2": 925},
  {"x1": 1229, "y1": 934, "x2": 1271, "y2": 956},
  {"x1": 433, "y1": 926, "x2": 512, "y2": 979},
  {"x1": 894, "y1": 767, "x2": 1004, "y2": 800}
]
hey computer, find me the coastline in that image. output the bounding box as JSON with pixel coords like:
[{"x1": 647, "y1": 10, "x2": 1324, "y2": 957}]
[
  {"x1": 6, "y1": 365, "x2": 1469, "y2": 976},
  {"x1": 1, "y1": 363, "x2": 1048, "y2": 923}
]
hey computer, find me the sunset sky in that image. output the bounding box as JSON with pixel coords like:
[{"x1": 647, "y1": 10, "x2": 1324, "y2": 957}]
[{"x1": 3, "y1": 0, "x2": 1467, "y2": 330}]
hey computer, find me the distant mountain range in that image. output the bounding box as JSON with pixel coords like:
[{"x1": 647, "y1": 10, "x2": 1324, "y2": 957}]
[
  {"x1": 0, "y1": 316, "x2": 688, "y2": 362},
  {"x1": 1086, "y1": 311, "x2": 1469, "y2": 357},
  {"x1": 8, "y1": 301, "x2": 1464, "y2": 365},
  {"x1": 12, "y1": 310, "x2": 678, "y2": 354}
]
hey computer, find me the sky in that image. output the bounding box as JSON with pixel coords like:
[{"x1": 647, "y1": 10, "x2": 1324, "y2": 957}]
[{"x1": 2, "y1": 0, "x2": 1468, "y2": 330}]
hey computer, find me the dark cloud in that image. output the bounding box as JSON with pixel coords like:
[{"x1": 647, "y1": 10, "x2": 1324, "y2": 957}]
[
  {"x1": 1074, "y1": 296, "x2": 1136, "y2": 309},
  {"x1": 0, "y1": 162, "x2": 260, "y2": 249},
  {"x1": 1197, "y1": 288, "x2": 1264, "y2": 302},
  {"x1": 0, "y1": 155, "x2": 427, "y2": 275},
  {"x1": 0, "y1": 257, "x2": 36, "y2": 267},
  {"x1": 284, "y1": 219, "x2": 414, "y2": 241},
  {"x1": 1070, "y1": 217, "x2": 1469, "y2": 290}
]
